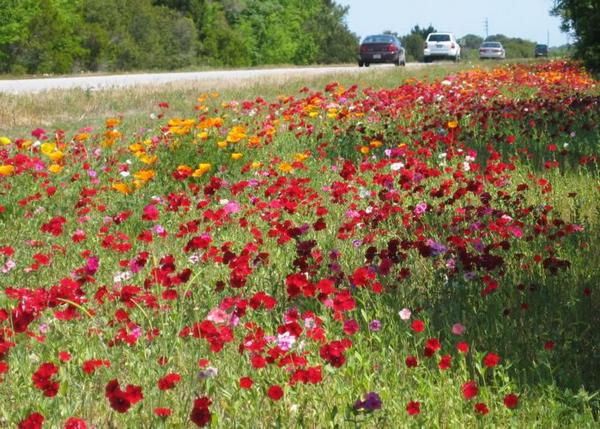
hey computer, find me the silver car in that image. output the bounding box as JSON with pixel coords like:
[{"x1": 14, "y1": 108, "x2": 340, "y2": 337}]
[{"x1": 479, "y1": 41, "x2": 505, "y2": 59}]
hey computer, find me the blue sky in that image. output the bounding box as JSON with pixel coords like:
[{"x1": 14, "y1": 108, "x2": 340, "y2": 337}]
[{"x1": 336, "y1": 0, "x2": 569, "y2": 46}]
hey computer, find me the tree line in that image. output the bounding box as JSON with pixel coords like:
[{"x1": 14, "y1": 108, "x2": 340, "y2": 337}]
[{"x1": 0, "y1": 0, "x2": 359, "y2": 74}]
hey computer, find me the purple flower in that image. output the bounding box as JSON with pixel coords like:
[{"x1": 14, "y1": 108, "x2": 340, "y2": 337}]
[
  {"x1": 369, "y1": 320, "x2": 382, "y2": 332},
  {"x1": 354, "y1": 392, "x2": 382, "y2": 412}
]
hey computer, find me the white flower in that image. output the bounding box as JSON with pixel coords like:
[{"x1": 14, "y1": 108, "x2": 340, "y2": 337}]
[
  {"x1": 390, "y1": 162, "x2": 404, "y2": 171},
  {"x1": 399, "y1": 308, "x2": 412, "y2": 321},
  {"x1": 119, "y1": 171, "x2": 130, "y2": 177}
]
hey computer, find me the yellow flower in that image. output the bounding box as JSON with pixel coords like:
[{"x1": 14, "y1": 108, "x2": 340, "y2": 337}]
[
  {"x1": 359, "y1": 146, "x2": 370, "y2": 154},
  {"x1": 106, "y1": 118, "x2": 121, "y2": 128},
  {"x1": 47, "y1": 151, "x2": 64, "y2": 162},
  {"x1": 294, "y1": 153, "x2": 309, "y2": 162},
  {"x1": 139, "y1": 154, "x2": 158, "y2": 165},
  {"x1": 226, "y1": 126, "x2": 247, "y2": 143},
  {"x1": 231, "y1": 153, "x2": 243, "y2": 160},
  {"x1": 248, "y1": 136, "x2": 261, "y2": 147},
  {"x1": 217, "y1": 140, "x2": 228, "y2": 149},
  {"x1": 0, "y1": 137, "x2": 11, "y2": 145},
  {"x1": 278, "y1": 162, "x2": 294, "y2": 173},
  {"x1": 73, "y1": 133, "x2": 89, "y2": 142},
  {"x1": 327, "y1": 108, "x2": 338, "y2": 119},
  {"x1": 129, "y1": 143, "x2": 144, "y2": 153},
  {"x1": 41, "y1": 143, "x2": 56, "y2": 155},
  {"x1": 0, "y1": 165, "x2": 15, "y2": 176},
  {"x1": 134, "y1": 170, "x2": 155, "y2": 181},
  {"x1": 251, "y1": 161, "x2": 262, "y2": 169},
  {"x1": 308, "y1": 111, "x2": 319, "y2": 118},
  {"x1": 197, "y1": 131, "x2": 209, "y2": 141},
  {"x1": 112, "y1": 182, "x2": 132, "y2": 194},
  {"x1": 447, "y1": 120, "x2": 459, "y2": 129},
  {"x1": 192, "y1": 163, "x2": 211, "y2": 177},
  {"x1": 48, "y1": 164, "x2": 63, "y2": 174},
  {"x1": 370, "y1": 140, "x2": 383, "y2": 148}
]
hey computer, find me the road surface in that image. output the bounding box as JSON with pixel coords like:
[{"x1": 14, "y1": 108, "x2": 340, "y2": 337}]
[{"x1": 0, "y1": 64, "x2": 428, "y2": 94}]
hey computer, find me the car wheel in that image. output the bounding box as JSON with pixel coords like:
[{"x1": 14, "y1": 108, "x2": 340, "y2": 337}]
[
  {"x1": 358, "y1": 61, "x2": 364, "y2": 67},
  {"x1": 423, "y1": 57, "x2": 430, "y2": 63},
  {"x1": 365, "y1": 63, "x2": 370, "y2": 67}
]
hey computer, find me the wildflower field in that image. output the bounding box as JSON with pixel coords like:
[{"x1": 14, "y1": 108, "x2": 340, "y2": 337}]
[{"x1": 0, "y1": 61, "x2": 599, "y2": 428}]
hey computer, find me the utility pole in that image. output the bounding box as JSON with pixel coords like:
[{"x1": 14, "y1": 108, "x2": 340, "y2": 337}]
[
  {"x1": 484, "y1": 18, "x2": 489, "y2": 39},
  {"x1": 547, "y1": 29, "x2": 550, "y2": 46}
]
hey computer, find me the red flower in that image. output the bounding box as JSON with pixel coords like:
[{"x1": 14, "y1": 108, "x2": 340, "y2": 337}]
[
  {"x1": 544, "y1": 341, "x2": 555, "y2": 350},
  {"x1": 474, "y1": 402, "x2": 489, "y2": 415},
  {"x1": 19, "y1": 412, "x2": 44, "y2": 429},
  {"x1": 405, "y1": 355, "x2": 418, "y2": 368},
  {"x1": 406, "y1": 401, "x2": 421, "y2": 416},
  {"x1": 154, "y1": 408, "x2": 172, "y2": 417},
  {"x1": 64, "y1": 417, "x2": 87, "y2": 429},
  {"x1": 424, "y1": 338, "x2": 441, "y2": 357},
  {"x1": 239, "y1": 376, "x2": 254, "y2": 389},
  {"x1": 104, "y1": 379, "x2": 143, "y2": 413},
  {"x1": 504, "y1": 393, "x2": 519, "y2": 409},
  {"x1": 438, "y1": 354, "x2": 452, "y2": 370},
  {"x1": 267, "y1": 385, "x2": 284, "y2": 401},
  {"x1": 456, "y1": 342, "x2": 469, "y2": 354},
  {"x1": 190, "y1": 396, "x2": 212, "y2": 427},
  {"x1": 58, "y1": 351, "x2": 71, "y2": 362},
  {"x1": 343, "y1": 319, "x2": 360, "y2": 336},
  {"x1": 411, "y1": 319, "x2": 425, "y2": 333},
  {"x1": 157, "y1": 373, "x2": 181, "y2": 390},
  {"x1": 462, "y1": 380, "x2": 478, "y2": 400},
  {"x1": 483, "y1": 352, "x2": 501, "y2": 368}
]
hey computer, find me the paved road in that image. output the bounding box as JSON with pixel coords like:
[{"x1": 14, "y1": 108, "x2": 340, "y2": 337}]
[{"x1": 0, "y1": 64, "x2": 427, "y2": 94}]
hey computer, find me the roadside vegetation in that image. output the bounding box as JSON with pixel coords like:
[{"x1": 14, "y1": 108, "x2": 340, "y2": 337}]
[{"x1": 0, "y1": 60, "x2": 599, "y2": 427}]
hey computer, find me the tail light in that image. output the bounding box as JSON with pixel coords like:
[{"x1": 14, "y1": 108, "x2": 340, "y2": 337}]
[
  {"x1": 423, "y1": 42, "x2": 428, "y2": 49},
  {"x1": 360, "y1": 45, "x2": 368, "y2": 53},
  {"x1": 451, "y1": 42, "x2": 456, "y2": 49},
  {"x1": 387, "y1": 44, "x2": 397, "y2": 52}
]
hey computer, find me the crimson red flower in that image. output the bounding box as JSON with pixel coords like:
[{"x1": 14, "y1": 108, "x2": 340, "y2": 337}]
[
  {"x1": 64, "y1": 417, "x2": 87, "y2": 429},
  {"x1": 474, "y1": 402, "x2": 489, "y2": 415},
  {"x1": 483, "y1": 352, "x2": 501, "y2": 368},
  {"x1": 406, "y1": 401, "x2": 421, "y2": 416},
  {"x1": 405, "y1": 355, "x2": 418, "y2": 368},
  {"x1": 504, "y1": 393, "x2": 519, "y2": 409},
  {"x1": 544, "y1": 340, "x2": 555, "y2": 350},
  {"x1": 190, "y1": 396, "x2": 212, "y2": 427},
  {"x1": 19, "y1": 412, "x2": 44, "y2": 429},
  {"x1": 462, "y1": 380, "x2": 478, "y2": 400},
  {"x1": 154, "y1": 408, "x2": 172, "y2": 417},
  {"x1": 343, "y1": 319, "x2": 359, "y2": 336},
  {"x1": 267, "y1": 385, "x2": 284, "y2": 401},
  {"x1": 104, "y1": 379, "x2": 143, "y2": 413},
  {"x1": 239, "y1": 376, "x2": 253, "y2": 389}
]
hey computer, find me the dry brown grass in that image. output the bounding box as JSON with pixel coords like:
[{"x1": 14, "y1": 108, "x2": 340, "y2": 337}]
[{"x1": 0, "y1": 62, "x2": 486, "y2": 136}]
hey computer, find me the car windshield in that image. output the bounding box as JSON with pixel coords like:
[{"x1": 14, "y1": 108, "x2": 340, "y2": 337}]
[
  {"x1": 363, "y1": 36, "x2": 395, "y2": 44},
  {"x1": 536, "y1": 45, "x2": 548, "y2": 50},
  {"x1": 482, "y1": 42, "x2": 501, "y2": 48},
  {"x1": 428, "y1": 34, "x2": 451, "y2": 42}
]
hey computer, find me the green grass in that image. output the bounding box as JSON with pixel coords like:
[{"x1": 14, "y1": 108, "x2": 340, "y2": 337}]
[{"x1": 0, "y1": 59, "x2": 599, "y2": 428}]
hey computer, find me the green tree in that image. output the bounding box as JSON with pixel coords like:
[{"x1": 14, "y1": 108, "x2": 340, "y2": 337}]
[
  {"x1": 459, "y1": 34, "x2": 484, "y2": 60},
  {"x1": 552, "y1": 0, "x2": 600, "y2": 73},
  {"x1": 400, "y1": 25, "x2": 437, "y2": 62}
]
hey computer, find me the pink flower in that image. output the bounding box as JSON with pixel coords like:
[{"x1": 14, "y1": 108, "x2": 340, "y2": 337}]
[
  {"x1": 399, "y1": 308, "x2": 412, "y2": 320},
  {"x1": 451, "y1": 323, "x2": 465, "y2": 335}
]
